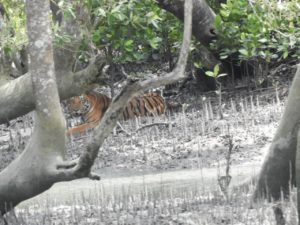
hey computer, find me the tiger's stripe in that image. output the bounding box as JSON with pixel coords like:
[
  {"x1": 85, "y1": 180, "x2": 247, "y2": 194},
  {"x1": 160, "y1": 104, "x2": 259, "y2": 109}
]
[
  {"x1": 66, "y1": 91, "x2": 166, "y2": 136},
  {"x1": 66, "y1": 91, "x2": 111, "y2": 136}
]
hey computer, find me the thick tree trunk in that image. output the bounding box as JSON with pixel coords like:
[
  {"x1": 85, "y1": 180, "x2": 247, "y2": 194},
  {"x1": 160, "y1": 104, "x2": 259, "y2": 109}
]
[
  {"x1": 0, "y1": 0, "x2": 221, "y2": 124},
  {"x1": 194, "y1": 68, "x2": 216, "y2": 91},
  {"x1": 157, "y1": 0, "x2": 216, "y2": 47},
  {"x1": 157, "y1": 0, "x2": 219, "y2": 90},
  {"x1": 0, "y1": 55, "x2": 106, "y2": 125},
  {"x1": 295, "y1": 66, "x2": 300, "y2": 223},
  {"x1": 0, "y1": 0, "x2": 193, "y2": 214},
  {"x1": 0, "y1": 0, "x2": 65, "y2": 214},
  {"x1": 74, "y1": 0, "x2": 193, "y2": 176},
  {"x1": 254, "y1": 65, "x2": 300, "y2": 200},
  {"x1": 0, "y1": 0, "x2": 102, "y2": 126},
  {"x1": 297, "y1": 123, "x2": 300, "y2": 223}
]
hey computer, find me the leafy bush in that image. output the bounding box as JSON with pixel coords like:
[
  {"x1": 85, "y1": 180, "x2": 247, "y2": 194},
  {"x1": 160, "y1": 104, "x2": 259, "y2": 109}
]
[
  {"x1": 0, "y1": 0, "x2": 26, "y2": 55},
  {"x1": 213, "y1": 0, "x2": 300, "y2": 63},
  {"x1": 87, "y1": 0, "x2": 182, "y2": 64}
]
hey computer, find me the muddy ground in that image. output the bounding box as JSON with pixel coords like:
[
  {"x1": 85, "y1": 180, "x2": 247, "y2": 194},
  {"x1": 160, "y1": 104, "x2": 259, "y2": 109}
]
[
  {"x1": 0, "y1": 66, "x2": 298, "y2": 225},
  {"x1": 0, "y1": 83, "x2": 288, "y2": 177}
]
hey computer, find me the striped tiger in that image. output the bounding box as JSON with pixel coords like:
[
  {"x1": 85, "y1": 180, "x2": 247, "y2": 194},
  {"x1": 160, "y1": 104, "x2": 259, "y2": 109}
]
[{"x1": 65, "y1": 91, "x2": 166, "y2": 136}]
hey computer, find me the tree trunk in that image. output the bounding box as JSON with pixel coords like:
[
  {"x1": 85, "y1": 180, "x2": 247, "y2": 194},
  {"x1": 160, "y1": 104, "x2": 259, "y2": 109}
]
[
  {"x1": 295, "y1": 68, "x2": 300, "y2": 223},
  {"x1": 254, "y1": 65, "x2": 300, "y2": 201},
  {"x1": 156, "y1": 0, "x2": 220, "y2": 90},
  {"x1": 0, "y1": 55, "x2": 106, "y2": 125},
  {"x1": 0, "y1": 0, "x2": 66, "y2": 214},
  {"x1": 0, "y1": 0, "x2": 193, "y2": 215},
  {"x1": 194, "y1": 68, "x2": 216, "y2": 92},
  {"x1": 156, "y1": 0, "x2": 216, "y2": 47},
  {"x1": 0, "y1": 0, "x2": 221, "y2": 125}
]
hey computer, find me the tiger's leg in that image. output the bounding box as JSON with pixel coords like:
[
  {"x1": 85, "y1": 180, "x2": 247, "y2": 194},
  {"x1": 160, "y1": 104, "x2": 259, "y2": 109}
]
[
  {"x1": 150, "y1": 95, "x2": 166, "y2": 114},
  {"x1": 66, "y1": 122, "x2": 98, "y2": 137}
]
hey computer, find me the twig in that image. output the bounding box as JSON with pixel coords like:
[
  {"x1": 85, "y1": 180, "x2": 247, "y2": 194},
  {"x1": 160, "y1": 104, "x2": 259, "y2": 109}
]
[
  {"x1": 116, "y1": 121, "x2": 131, "y2": 136},
  {"x1": 135, "y1": 122, "x2": 169, "y2": 133}
]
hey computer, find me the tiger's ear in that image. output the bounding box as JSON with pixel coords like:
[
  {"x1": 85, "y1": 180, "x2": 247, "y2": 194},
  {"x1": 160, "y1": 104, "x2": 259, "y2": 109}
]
[{"x1": 85, "y1": 90, "x2": 95, "y2": 95}]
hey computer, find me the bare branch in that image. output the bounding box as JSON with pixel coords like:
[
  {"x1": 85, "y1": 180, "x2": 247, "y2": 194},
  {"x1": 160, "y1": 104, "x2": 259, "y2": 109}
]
[
  {"x1": 59, "y1": 0, "x2": 193, "y2": 177},
  {"x1": 135, "y1": 122, "x2": 169, "y2": 133},
  {"x1": 0, "y1": 54, "x2": 106, "y2": 124}
]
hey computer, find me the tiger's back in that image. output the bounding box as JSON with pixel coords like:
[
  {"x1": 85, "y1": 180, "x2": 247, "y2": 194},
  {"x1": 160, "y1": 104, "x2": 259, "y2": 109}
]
[
  {"x1": 123, "y1": 92, "x2": 165, "y2": 120},
  {"x1": 66, "y1": 91, "x2": 166, "y2": 136}
]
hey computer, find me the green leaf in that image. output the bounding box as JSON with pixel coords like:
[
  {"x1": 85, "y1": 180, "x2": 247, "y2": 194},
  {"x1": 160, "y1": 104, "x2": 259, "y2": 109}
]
[
  {"x1": 193, "y1": 62, "x2": 203, "y2": 69},
  {"x1": 205, "y1": 71, "x2": 215, "y2": 77},
  {"x1": 95, "y1": 8, "x2": 106, "y2": 17},
  {"x1": 125, "y1": 39, "x2": 134, "y2": 47},
  {"x1": 239, "y1": 49, "x2": 248, "y2": 56},
  {"x1": 214, "y1": 15, "x2": 222, "y2": 29},
  {"x1": 148, "y1": 37, "x2": 162, "y2": 49},
  {"x1": 92, "y1": 30, "x2": 101, "y2": 43},
  {"x1": 213, "y1": 64, "x2": 220, "y2": 75},
  {"x1": 258, "y1": 38, "x2": 268, "y2": 43}
]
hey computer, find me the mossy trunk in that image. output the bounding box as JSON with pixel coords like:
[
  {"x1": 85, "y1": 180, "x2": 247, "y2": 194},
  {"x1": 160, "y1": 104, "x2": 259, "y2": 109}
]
[
  {"x1": 296, "y1": 127, "x2": 300, "y2": 224},
  {"x1": 0, "y1": 0, "x2": 66, "y2": 214},
  {"x1": 157, "y1": 0, "x2": 216, "y2": 47},
  {"x1": 0, "y1": 0, "x2": 193, "y2": 215},
  {"x1": 254, "y1": 65, "x2": 300, "y2": 200}
]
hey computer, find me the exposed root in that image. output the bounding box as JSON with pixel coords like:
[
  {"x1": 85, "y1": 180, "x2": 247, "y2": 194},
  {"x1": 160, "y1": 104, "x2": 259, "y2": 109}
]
[
  {"x1": 56, "y1": 159, "x2": 79, "y2": 169},
  {"x1": 88, "y1": 172, "x2": 101, "y2": 180}
]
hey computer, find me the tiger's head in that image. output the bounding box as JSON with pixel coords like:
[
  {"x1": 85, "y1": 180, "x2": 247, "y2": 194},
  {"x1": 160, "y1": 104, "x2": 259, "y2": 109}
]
[{"x1": 65, "y1": 94, "x2": 91, "y2": 118}]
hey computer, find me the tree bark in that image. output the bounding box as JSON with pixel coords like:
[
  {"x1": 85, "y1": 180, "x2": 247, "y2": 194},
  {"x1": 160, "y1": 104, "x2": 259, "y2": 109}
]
[
  {"x1": 0, "y1": 55, "x2": 106, "y2": 125},
  {"x1": 156, "y1": 0, "x2": 220, "y2": 91},
  {"x1": 156, "y1": 0, "x2": 216, "y2": 47},
  {"x1": 297, "y1": 117, "x2": 300, "y2": 223},
  {"x1": 0, "y1": 0, "x2": 103, "y2": 215},
  {"x1": 0, "y1": 0, "x2": 98, "y2": 125},
  {"x1": 254, "y1": 65, "x2": 300, "y2": 201},
  {"x1": 0, "y1": 0, "x2": 221, "y2": 124},
  {"x1": 0, "y1": 0, "x2": 193, "y2": 214},
  {"x1": 68, "y1": 0, "x2": 193, "y2": 177},
  {"x1": 0, "y1": 0, "x2": 65, "y2": 214}
]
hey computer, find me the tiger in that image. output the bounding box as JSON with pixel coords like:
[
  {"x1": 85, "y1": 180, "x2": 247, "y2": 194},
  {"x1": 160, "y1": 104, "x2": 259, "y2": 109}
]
[
  {"x1": 65, "y1": 91, "x2": 111, "y2": 136},
  {"x1": 65, "y1": 91, "x2": 166, "y2": 136},
  {"x1": 122, "y1": 92, "x2": 165, "y2": 120}
]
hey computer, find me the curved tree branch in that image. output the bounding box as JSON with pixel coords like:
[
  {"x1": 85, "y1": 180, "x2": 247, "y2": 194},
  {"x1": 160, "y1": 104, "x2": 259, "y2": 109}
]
[
  {"x1": 56, "y1": 0, "x2": 193, "y2": 179},
  {"x1": 0, "y1": 0, "x2": 192, "y2": 214},
  {"x1": 156, "y1": 0, "x2": 216, "y2": 47},
  {"x1": 0, "y1": 54, "x2": 106, "y2": 125},
  {"x1": 156, "y1": 0, "x2": 220, "y2": 71}
]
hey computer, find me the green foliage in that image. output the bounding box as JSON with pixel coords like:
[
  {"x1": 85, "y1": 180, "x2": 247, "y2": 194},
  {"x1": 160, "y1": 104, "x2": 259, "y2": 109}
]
[
  {"x1": 205, "y1": 64, "x2": 227, "y2": 79},
  {"x1": 0, "y1": 0, "x2": 27, "y2": 56},
  {"x1": 213, "y1": 0, "x2": 300, "y2": 63},
  {"x1": 1, "y1": 0, "x2": 183, "y2": 66},
  {"x1": 88, "y1": 0, "x2": 182, "y2": 63}
]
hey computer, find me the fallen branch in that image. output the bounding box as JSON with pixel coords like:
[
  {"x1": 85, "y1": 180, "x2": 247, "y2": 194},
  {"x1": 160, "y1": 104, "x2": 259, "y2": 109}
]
[
  {"x1": 135, "y1": 122, "x2": 169, "y2": 133},
  {"x1": 116, "y1": 121, "x2": 170, "y2": 136}
]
